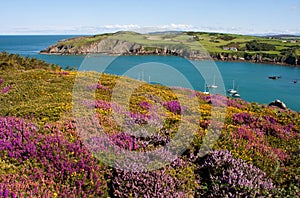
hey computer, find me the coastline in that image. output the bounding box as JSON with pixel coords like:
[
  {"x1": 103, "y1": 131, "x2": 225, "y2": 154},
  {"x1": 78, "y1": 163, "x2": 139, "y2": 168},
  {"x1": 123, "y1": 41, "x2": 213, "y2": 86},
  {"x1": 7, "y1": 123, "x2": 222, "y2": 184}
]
[
  {"x1": 38, "y1": 31, "x2": 300, "y2": 67},
  {"x1": 39, "y1": 51, "x2": 300, "y2": 68},
  {"x1": 211, "y1": 57, "x2": 300, "y2": 67}
]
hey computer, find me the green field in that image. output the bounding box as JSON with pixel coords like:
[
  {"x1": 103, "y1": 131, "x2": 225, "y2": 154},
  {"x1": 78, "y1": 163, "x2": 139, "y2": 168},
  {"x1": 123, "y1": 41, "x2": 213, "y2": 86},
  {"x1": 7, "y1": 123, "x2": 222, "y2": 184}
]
[{"x1": 58, "y1": 31, "x2": 299, "y2": 53}]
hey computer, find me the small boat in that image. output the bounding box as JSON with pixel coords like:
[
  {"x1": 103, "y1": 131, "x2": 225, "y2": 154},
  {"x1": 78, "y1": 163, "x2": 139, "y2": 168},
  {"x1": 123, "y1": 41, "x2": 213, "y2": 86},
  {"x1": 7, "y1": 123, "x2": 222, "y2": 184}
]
[
  {"x1": 268, "y1": 75, "x2": 281, "y2": 80},
  {"x1": 208, "y1": 76, "x2": 218, "y2": 89},
  {"x1": 292, "y1": 80, "x2": 298, "y2": 84},
  {"x1": 227, "y1": 80, "x2": 238, "y2": 94},
  {"x1": 231, "y1": 92, "x2": 240, "y2": 98}
]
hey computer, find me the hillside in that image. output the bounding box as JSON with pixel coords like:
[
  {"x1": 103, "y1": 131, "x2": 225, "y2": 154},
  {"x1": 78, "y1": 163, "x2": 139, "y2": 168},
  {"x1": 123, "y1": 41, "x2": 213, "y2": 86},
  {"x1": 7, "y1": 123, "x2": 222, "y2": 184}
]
[
  {"x1": 40, "y1": 31, "x2": 300, "y2": 66},
  {"x1": 0, "y1": 54, "x2": 299, "y2": 197}
]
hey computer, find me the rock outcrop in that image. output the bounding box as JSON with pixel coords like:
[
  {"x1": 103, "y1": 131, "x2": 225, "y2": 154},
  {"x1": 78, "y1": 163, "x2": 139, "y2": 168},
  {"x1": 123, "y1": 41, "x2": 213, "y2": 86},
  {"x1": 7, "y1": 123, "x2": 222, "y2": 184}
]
[
  {"x1": 40, "y1": 39, "x2": 141, "y2": 55},
  {"x1": 268, "y1": 99, "x2": 287, "y2": 110}
]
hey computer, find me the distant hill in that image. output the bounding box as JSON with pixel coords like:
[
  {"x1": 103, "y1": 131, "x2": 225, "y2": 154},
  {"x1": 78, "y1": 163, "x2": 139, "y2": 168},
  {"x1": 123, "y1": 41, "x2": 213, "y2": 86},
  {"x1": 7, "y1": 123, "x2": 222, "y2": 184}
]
[
  {"x1": 263, "y1": 34, "x2": 300, "y2": 39},
  {"x1": 148, "y1": 30, "x2": 184, "y2": 35},
  {"x1": 40, "y1": 31, "x2": 300, "y2": 66}
]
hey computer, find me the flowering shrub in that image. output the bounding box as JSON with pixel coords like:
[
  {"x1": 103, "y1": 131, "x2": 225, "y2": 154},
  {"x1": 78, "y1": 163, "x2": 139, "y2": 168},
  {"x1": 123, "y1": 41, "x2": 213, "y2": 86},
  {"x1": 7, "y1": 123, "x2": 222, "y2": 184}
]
[
  {"x1": 0, "y1": 116, "x2": 110, "y2": 197},
  {"x1": 0, "y1": 69, "x2": 74, "y2": 125},
  {"x1": 227, "y1": 98, "x2": 248, "y2": 109},
  {"x1": 162, "y1": 100, "x2": 182, "y2": 114},
  {"x1": 232, "y1": 112, "x2": 257, "y2": 125},
  {"x1": 109, "y1": 132, "x2": 141, "y2": 150},
  {"x1": 82, "y1": 99, "x2": 111, "y2": 111},
  {"x1": 199, "y1": 94, "x2": 228, "y2": 107},
  {"x1": 0, "y1": 55, "x2": 299, "y2": 197},
  {"x1": 112, "y1": 158, "x2": 198, "y2": 197},
  {"x1": 139, "y1": 101, "x2": 151, "y2": 110},
  {"x1": 232, "y1": 112, "x2": 298, "y2": 141},
  {"x1": 1, "y1": 86, "x2": 11, "y2": 94},
  {"x1": 86, "y1": 83, "x2": 109, "y2": 91},
  {"x1": 196, "y1": 150, "x2": 275, "y2": 197}
]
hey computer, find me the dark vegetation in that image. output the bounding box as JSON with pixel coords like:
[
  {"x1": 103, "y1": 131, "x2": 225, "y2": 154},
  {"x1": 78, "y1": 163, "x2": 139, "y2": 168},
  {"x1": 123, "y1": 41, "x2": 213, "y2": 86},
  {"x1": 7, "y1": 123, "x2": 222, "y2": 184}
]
[{"x1": 246, "y1": 40, "x2": 276, "y2": 51}]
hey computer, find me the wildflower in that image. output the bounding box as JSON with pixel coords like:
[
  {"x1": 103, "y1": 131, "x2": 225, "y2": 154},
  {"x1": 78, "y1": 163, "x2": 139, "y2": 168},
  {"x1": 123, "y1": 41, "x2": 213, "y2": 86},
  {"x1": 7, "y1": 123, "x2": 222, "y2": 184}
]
[
  {"x1": 162, "y1": 100, "x2": 182, "y2": 114},
  {"x1": 139, "y1": 101, "x2": 151, "y2": 110},
  {"x1": 1, "y1": 86, "x2": 11, "y2": 94},
  {"x1": 86, "y1": 83, "x2": 108, "y2": 91}
]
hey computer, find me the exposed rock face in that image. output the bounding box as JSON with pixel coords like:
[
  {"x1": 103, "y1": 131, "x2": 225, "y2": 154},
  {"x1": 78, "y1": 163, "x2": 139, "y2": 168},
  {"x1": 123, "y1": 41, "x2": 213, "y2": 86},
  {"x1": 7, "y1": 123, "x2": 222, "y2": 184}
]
[
  {"x1": 40, "y1": 38, "x2": 210, "y2": 60},
  {"x1": 41, "y1": 39, "x2": 142, "y2": 55},
  {"x1": 88, "y1": 39, "x2": 143, "y2": 54},
  {"x1": 268, "y1": 99, "x2": 287, "y2": 110}
]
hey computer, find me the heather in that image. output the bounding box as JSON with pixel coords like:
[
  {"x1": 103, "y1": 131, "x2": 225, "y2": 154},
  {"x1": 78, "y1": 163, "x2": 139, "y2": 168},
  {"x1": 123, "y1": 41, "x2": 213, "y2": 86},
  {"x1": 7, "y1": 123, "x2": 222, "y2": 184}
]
[{"x1": 0, "y1": 54, "x2": 299, "y2": 197}]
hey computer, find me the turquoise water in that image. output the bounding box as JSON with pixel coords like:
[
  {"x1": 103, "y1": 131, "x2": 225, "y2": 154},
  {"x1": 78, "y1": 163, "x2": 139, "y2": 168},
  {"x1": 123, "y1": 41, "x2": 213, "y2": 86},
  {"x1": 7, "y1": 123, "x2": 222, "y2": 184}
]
[
  {"x1": 0, "y1": 35, "x2": 85, "y2": 68},
  {"x1": 0, "y1": 35, "x2": 299, "y2": 111}
]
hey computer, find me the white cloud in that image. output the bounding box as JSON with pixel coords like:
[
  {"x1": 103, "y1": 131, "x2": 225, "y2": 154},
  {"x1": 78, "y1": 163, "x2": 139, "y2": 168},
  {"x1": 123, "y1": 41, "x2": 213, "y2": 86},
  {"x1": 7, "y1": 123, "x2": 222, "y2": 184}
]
[
  {"x1": 158, "y1": 24, "x2": 194, "y2": 29},
  {"x1": 0, "y1": 23, "x2": 197, "y2": 35},
  {"x1": 130, "y1": 24, "x2": 196, "y2": 33},
  {"x1": 290, "y1": 5, "x2": 299, "y2": 11},
  {"x1": 0, "y1": 24, "x2": 299, "y2": 35},
  {"x1": 102, "y1": 24, "x2": 140, "y2": 29}
]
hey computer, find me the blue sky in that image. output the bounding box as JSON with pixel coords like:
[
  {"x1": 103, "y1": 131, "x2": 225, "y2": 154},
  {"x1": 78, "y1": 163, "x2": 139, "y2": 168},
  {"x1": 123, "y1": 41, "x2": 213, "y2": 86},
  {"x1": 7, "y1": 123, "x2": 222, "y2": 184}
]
[{"x1": 1, "y1": 0, "x2": 299, "y2": 35}]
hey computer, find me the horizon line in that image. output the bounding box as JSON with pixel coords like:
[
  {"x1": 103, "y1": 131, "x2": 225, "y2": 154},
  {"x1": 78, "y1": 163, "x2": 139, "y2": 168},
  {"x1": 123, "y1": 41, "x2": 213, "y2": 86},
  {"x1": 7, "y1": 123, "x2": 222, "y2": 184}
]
[{"x1": 0, "y1": 30, "x2": 300, "y2": 37}]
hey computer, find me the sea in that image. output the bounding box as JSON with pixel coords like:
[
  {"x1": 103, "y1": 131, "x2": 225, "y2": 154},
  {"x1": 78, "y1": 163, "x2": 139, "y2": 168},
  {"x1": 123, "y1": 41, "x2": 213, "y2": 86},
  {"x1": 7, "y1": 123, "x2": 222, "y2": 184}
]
[{"x1": 0, "y1": 35, "x2": 299, "y2": 111}]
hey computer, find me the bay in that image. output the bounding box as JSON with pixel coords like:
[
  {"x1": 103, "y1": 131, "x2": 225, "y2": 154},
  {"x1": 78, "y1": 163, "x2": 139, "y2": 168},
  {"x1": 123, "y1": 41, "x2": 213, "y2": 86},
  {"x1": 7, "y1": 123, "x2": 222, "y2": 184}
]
[{"x1": 0, "y1": 35, "x2": 299, "y2": 111}]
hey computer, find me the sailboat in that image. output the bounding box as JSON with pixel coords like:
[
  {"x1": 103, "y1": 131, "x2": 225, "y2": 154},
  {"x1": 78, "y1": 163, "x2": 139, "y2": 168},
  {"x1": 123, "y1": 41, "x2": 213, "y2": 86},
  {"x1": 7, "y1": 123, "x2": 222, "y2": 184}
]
[
  {"x1": 208, "y1": 76, "x2": 218, "y2": 89},
  {"x1": 137, "y1": 72, "x2": 140, "y2": 81},
  {"x1": 137, "y1": 70, "x2": 145, "y2": 81},
  {"x1": 141, "y1": 70, "x2": 145, "y2": 81},
  {"x1": 227, "y1": 80, "x2": 237, "y2": 94},
  {"x1": 203, "y1": 83, "x2": 209, "y2": 94}
]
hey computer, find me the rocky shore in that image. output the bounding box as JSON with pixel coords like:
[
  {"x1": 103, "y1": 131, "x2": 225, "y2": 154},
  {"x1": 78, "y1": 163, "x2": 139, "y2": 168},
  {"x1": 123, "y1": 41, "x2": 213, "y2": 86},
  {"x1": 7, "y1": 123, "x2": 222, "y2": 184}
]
[
  {"x1": 40, "y1": 37, "x2": 299, "y2": 66},
  {"x1": 210, "y1": 52, "x2": 300, "y2": 66},
  {"x1": 40, "y1": 38, "x2": 212, "y2": 60}
]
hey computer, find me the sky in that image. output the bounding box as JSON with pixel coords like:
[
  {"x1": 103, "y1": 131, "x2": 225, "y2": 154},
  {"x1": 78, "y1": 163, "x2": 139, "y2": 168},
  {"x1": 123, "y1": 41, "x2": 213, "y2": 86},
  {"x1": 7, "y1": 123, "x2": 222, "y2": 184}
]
[{"x1": 1, "y1": 0, "x2": 300, "y2": 35}]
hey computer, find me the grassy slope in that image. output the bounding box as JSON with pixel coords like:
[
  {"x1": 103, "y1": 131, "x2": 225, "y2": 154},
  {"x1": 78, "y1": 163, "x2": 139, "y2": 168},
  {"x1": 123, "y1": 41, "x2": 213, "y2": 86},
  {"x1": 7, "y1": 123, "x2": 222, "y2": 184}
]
[
  {"x1": 56, "y1": 33, "x2": 114, "y2": 48},
  {"x1": 0, "y1": 54, "x2": 299, "y2": 196},
  {"x1": 54, "y1": 31, "x2": 300, "y2": 57}
]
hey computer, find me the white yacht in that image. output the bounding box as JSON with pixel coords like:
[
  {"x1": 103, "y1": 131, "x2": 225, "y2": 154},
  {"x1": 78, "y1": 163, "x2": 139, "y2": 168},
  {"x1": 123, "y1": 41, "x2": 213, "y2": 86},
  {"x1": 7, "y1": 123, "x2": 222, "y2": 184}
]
[
  {"x1": 231, "y1": 92, "x2": 240, "y2": 98},
  {"x1": 227, "y1": 80, "x2": 237, "y2": 94},
  {"x1": 208, "y1": 76, "x2": 218, "y2": 89}
]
